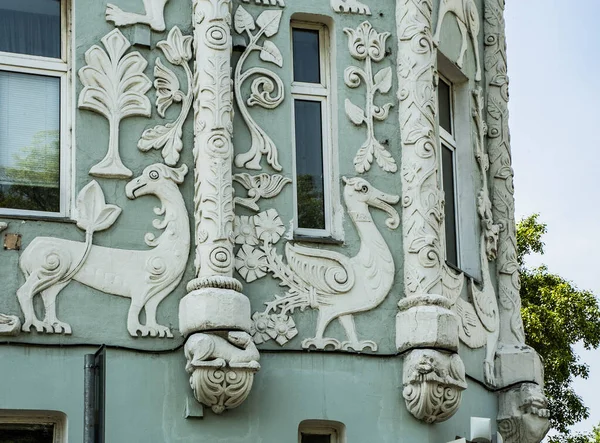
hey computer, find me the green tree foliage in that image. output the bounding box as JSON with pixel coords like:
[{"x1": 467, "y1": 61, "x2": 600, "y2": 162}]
[{"x1": 518, "y1": 214, "x2": 600, "y2": 439}]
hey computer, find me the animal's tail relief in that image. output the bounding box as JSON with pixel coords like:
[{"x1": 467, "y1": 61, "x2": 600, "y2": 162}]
[
  {"x1": 264, "y1": 290, "x2": 310, "y2": 316},
  {"x1": 30, "y1": 249, "x2": 73, "y2": 296}
]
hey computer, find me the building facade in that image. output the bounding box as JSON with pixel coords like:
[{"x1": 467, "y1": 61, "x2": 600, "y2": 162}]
[{"x1": 0, "y1": 0, "x2": 550, "y2": 441}]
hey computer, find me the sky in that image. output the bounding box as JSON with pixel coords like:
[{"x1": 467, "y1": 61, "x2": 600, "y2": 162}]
[{"x1": 505, "y1": 0, "x2": 600, "y2": 435}]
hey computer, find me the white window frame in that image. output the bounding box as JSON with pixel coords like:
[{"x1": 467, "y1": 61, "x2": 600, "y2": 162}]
[
  {"x1": 0, "y1": 0, "x2": 73, "y2": 219},
  {"x1": 438, "y1": 73, "x2": 461, "y2": 269},
  {"x1": 0, "y1": 409, "x2": 67, "y2": 443},
  {"x1": 298, "y1": 420, "x2": 345, "y2": 443},
  {"x1": 290, "y1": 21, "x2": 335, "y2": 239}
]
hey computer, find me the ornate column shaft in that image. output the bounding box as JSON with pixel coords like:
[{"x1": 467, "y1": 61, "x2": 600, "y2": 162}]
[
  {"x1": 179, "y1": 0, "x2": 259, "y2": 414},
  {"x1": 395, "y1": 0, "x2": 466, "y2": 423},
  {"x1": 485, "y1": 1, "x2": 548, "y2": 441}
]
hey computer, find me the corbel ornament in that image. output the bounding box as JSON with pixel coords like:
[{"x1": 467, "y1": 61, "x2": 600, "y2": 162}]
[
  {"x1": 78, "y1": 29, "x2": 152, "y2": 178},
  {"x1": 395, "y1": 0, "x2": 465, "y2": 423},
  {"x1": 179, "y1": 0, "x2": 259, "y2": 414},
  {"x1": 497, "y1": 383, "x2": 550, "y2": 443},
  {"x1": 344, "y1": 22, "x2": 396, "y2": 174},
  {"x1": 402, "y1": 349, "x2": 467, "y2": 424},
  {"x1": 484, "y1": 0, "x2": 547, "y2": 394}
]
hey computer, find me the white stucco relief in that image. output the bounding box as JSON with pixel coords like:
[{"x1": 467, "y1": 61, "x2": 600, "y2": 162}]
[
  {"x1": 180, "y1": 0, "x2": 259, "y2": 414},
  {"x1": 138, "y1": 26, "x2": 194, "y2": 166},
  {"x1": 239, "y1": 177, "x2": 399, "y2": 352},
  {"x1": 344, "y1": 22, "x2": 396, "y2": 174},
  {"x1": 17, "y1": 165, "x2": 190, "y2": 338},
  {"x1": 498, "y1": 383, "x2": 550, "y2": 443},
  {"x1": 0, "y1": 314, "x2": 21, "y2": 336},
  {"x1": 78, "y1": 29, "x2": 152, "y2": 179},
  {"x1": 331, "y1": 0, "x2": 371, "y2": 15},
  {"x1": 433, "y1": 0, "x2": 482, "y2": 82},
  {"x1": 242, "y1": 0, "x2": 285, "y2": 7},
  {"x1": 106, "y1": 0, "x2": 169, "y2": 32},
  {"x1": 395, "y1": 0, "x2": 466, "y2": 423},
  {"x1": 233, "y1": 173, "x2": 291, "y2": 211},
  {"x1": 233, "y1": 6, "x2": 284, "y2": 171}
]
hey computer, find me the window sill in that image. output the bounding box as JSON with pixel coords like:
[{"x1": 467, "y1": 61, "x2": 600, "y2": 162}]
[
  {"x1": 0, "y1": 213, "x2": 76, "y2": 224},
  {"x1": 292, "y1": 234, "x2": 343, "y2": 246},
  {"x1": 445, "y1": 260, "x2": 482, "y2": 286}
]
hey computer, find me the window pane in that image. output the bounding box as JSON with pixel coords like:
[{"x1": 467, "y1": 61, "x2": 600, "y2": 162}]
[
  {"x1": 295, "y1": 100, "x2": 325, "y2": 230},
  {"x1": 442, "y1": 145, "x2": 458, "y2": 266},
  {"x1": 0, "y1": 423, "x2": 54, "y2": 443},
  {"x1": 0, "y1": 0, "x2": 61, "y2": 58},
  {"x1": 0, "y1": 71, "x2": 61, "y2": 212},
  {"x1": 438, "y1": 78, "x2": 452, "y2": 135},
  {"x1": 301, "y1": 433, "x2": 331, "y2": 443},
  {"x1": 293, "y1": 28, "x2": 321, "y2": 84}
]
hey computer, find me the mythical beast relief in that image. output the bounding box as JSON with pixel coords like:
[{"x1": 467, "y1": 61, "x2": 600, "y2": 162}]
[{"x1": 17, "y1": 164, "x2": 190, "y2": 338}]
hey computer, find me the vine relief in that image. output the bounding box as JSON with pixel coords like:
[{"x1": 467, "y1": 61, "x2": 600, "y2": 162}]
[
  {"x1": 331, "y1": 0, "x2": 371, "y2": 15},
  {"x1": 237, "y1": 177, "x2": 399, "y2": 352},
  {"x1": 106, "y1": 0, "x2": 169, "y2": 32},
  {"x1": 17, "y1": 164, "x2": 190, "y2": 338},
  {"x1": 344, "y1": 22, "x2": 396, "y2": 174},
  {"x1": 138, "y1": 26, "x2": 194, "y2": 166},
  {"x1": 433, "y1": 0, "x2": 482, "y2": 81},
  {"x1": 78, "y1": 29, "x2": 151, "y2": 179},
  {"x1": 233, "y1": 6, "x2": 285, "y2": 171}
]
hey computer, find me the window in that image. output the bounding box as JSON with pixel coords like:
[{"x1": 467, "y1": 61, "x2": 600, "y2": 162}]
[
  {"x1": 291, "y1": 22, "x2": 333, "y2": 238},
  {"x1": 438, "y1": 74, "x2": 459, "y2": 268},
  {"x1": 0, "y1": 410, "x2": 67, "y2": 443},
  {"x1": 298, "y1": 420, "x2": 345, "y2": 443},
  {"x1": 0, "y1": 0, "x2": 71, "y2": 217}
]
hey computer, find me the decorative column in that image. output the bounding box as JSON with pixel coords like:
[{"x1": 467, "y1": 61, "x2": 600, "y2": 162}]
[
  {"x1": 484, "y1": 0, "x2": 548, "y2": 441},
  {"x1": 395, "y1": 0, "x2": 466, "y2": 423},
  {"x1": 179, "y1": 0, "x2": 260, "y2": 414}
]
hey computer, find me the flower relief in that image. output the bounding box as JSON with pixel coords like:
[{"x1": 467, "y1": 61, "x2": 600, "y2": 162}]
[{"x1": 250, "y1": 311, "x2": 298, "y2": 345}]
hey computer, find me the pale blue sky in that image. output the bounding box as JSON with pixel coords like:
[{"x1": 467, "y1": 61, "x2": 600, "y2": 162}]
[{"x1": 505, "y1": 0, "x2": 600, "y2": 434}]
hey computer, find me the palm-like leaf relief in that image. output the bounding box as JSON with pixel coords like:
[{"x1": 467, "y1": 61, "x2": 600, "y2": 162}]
[
  {"x1": 233, "y1": 6, "x2": 285, "y2": 171},
  {"x1": 78, "y1": 29, "x2": 151, "y2": 178},
  {"x1": 233, "y1": 173, "x2": 291, "y2": 211},
  {"x1": 344, "y1": 22, "x2": 396, "y2": 174},
  {"x1": 138, "y1": 26, "x2": 194, "y2": 166}
]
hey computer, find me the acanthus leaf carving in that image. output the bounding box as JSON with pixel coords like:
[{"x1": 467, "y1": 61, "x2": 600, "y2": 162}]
[
  {"x1": 138, "y1": 26, "x2": 194, "y2": 166},
  {"x1": 233, "y1": 6, "x2": 285, "y2": 171},
  {"x1": 78, "y1": 29, "x2": 151, "y2": 179},
  {"x1": 344, "y1": 22, "x2": 396, "y2": 174},
  {"x1": 17, "y1": 164, "x2": 190, "y2": 338},
  {"x1": 240, "y1": 178, "x2": 399, "y2": 352}
]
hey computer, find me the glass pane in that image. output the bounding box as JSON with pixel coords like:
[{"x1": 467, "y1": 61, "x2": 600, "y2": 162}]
[
  {"x1": 293, "y1": 28, "x2": 321, "y2": 84},
  {"x1": 0, "y1": 0, "x2": 61, "y2": 58},
  {"x1": 0, "y1": 71, "x2": 61, "y2": 212},
  {"x1": 442, "y1": 145, "x2": 458, "y2": 266},
  {"x1": 295, "y1": 100, "x2": 325, "y2": 230},
  {"x1": 301, "y1": 433, "x2": 331, "y2": 443},
  {"x1": 0, "y1": 423, "x2": 54, "y2": 443},
  {"x1": 438, "y1": 78, "x2": 452, "y2": 135}
]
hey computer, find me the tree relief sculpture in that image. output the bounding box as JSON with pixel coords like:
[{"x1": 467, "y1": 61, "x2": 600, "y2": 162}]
[
  {"x1": 106, "y1": 0, "x2": 169, "y2": 32},
  {"x1": 344, "y1": 22, "x2": 396, "y2": 174},
  {"x1": 433, "y1": 0, "x2": 482, "y2": 81},
  {"x1": 78, "y1": 29, "x2": 152, "y2": 179},
  {"x1": 331, "y1": 0, "x2": 371, "y2": 15},
  {"x1": 233, "y1": 6, "x2": 285, "y2": 171},
  {"x1": 237, "y1": 177, "x2": 399, "y2": 352},
  {"x1": 138, "y1": 26, "x2": 194, "y2": 166},
  {"x1": 16, "y1": 164, "x2": 190, "y2": 338}
]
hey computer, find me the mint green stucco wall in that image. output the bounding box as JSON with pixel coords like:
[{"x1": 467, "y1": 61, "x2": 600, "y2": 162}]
[{"x1": 0, "y1": 0, "x2": 502, "y2": 441}]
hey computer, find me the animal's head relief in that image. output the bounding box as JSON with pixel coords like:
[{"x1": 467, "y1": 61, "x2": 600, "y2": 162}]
[
  {"x1": 342, "y1": 176, "x2": 400, "y2": 229},
  {"x1": 126, "y1": 163, "x2": 189, "y2": 199}
]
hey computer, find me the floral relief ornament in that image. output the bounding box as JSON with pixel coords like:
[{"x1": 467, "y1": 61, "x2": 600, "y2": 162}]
[{"x1": 344, "y1": 22, "x2": 396, "y2": 174}]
